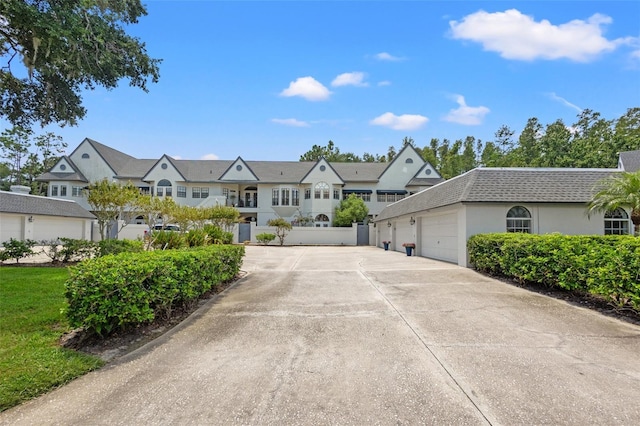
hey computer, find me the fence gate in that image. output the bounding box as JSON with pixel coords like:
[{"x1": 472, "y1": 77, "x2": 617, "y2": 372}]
[
  {"x1": 357, "y1": 224, "x2": 369, "y2": 246},
  {"x1": 238, "y1": 223, "x2": 251, "y2": 243}
]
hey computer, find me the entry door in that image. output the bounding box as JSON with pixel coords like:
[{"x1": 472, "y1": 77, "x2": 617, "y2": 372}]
[
  {"x1": 244, "y1": 191, "x2": 257, "y2": 207},
  {"x1": 238, "y1": 223, "x2": 251, "y2": 243}
]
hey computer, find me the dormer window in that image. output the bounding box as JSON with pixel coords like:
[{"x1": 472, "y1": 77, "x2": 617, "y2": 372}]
[
  {"x1": 59, "y1": 164, "x2": 66, "y2": 171},
  {"x1": 405, "y1": 158, "x2": 413, "y2": 164},
  {"x1": 81, "y1": 153, "x2": 90, "y2": 159}
]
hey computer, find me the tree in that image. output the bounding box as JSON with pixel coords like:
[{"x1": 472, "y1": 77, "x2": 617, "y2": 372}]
[
  {"x1": 299, "y1": 140, "x2": 361, "y2": 162},
  {"x1": 85, "y1": 179, "x2": 140, "y2": 240},
  {"x1": 0, "y1": 0, "x2": 161, "y2": 129},
  {"x1": 267, "y1": 217, "x2": 292, "y2": 245},
  {"x1": 588, "y1": 171, "x2": 640, "y2": 236},
  {"x1": 333, "y1": 194, "x2": 369, "y2": 227},
  {"x1": 0, "y1": 126, "x2": 30, "y2": 186},
  {"x1": 207, "y1": 205, "x2": 240, "y2": 231}
]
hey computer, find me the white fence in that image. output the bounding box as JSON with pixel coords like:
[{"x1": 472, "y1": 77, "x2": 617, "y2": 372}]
[{"x1": 250, "y1": 223, "x2": 359, "y2": 245}]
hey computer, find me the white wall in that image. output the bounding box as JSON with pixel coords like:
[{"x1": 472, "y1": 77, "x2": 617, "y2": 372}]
[{"x1": 252, "y1": 223, "x2": 358, "y2": 245}]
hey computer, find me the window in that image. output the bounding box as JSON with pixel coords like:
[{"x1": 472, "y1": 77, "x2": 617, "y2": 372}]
[
  {"x1": 157, "y1": 179, "x2": 172, "y2": 197},
  {"x1": 506, "y1": 206, "x2": 532, "y2": 233},
  {"x1": 292, "y1": 189, "x2": 299, "y2": 206},
  {"x1": 60, "y1": 164, "x2": 67, "y2": 171},
  {"x1": 72, "y1": 186, "x2": 83, "y2": 197},
  {"x1": 60, "y1": 185, "x2": 67, "y2": 196},
  {"x1": 177, "y1": 186, "x2": 187, "y2": 198},
  {"x1": 157, "y1": 187, "x2": 163, "y2": 197},
  {"x1": 51, "y1": 185, "x2": 58, "y2": 196},
  {"x1": 605, "y1": 208, "x2": 629, "y2": 235},
  {"x1": 81, "y1": 153, "x2": 90, "y2": 159},
  {"x1": 281, "y1": 188, "x2": 290, "y2": 206},
  {"x1": 315, "y1": 182, "x2": 329, "y2": 199},
  {"x1": 377, "y1": 193, "x2": 406, "y2": 203},
  {"x1": 139, "y1": 186, "x2": 150, "y2": 195},
  {"x1": 343, "y1": 191, "x2": 371, "y2": 202},
  {"x1": 201, "y1": 187, "x2": 209, "y2": 198},
  {"x1": 272, "y1": 188, "x2": 279, "y2": 206},
  {"x1": 190, "y1": 187, "x2": 199, "y2": 198},
  {"x1": 305, "y1": 188, "x2": 311, "y2": 199},
  {"x1": 405, "y1": 158, "x2": 413, "y2": 163},
  {"x1": 223, "y1": 188, "x2": 229, "y2": 198},
  {"x1": 333, "y1": 189, "x2": 340, "y2": 200},
  {"x1": 315, "y1": 214, "x2": 330, "y2": 227}
]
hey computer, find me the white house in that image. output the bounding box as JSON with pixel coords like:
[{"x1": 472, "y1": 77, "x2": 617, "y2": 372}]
[
  {"x1": 36, "y1": 138, "x2": 443, "y2": 226},
  {"x1": 375, "y1": 160, "x2": 638, "y2": 267}
]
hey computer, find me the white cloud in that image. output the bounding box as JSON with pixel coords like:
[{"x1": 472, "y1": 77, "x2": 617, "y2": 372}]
[
  {"x1": 449, "y1": 9, "x2": 627, "y2": 62},
  {"x1": 370, "y1": 112, "x2": 429, "y2": 131},
  {"x1": 271, "y1": 118, "x2": 310, "y2": 127},
  {"x1": 374, "y1": 52, "x2": 404, "y2": 61},
  {"x1": 200, "y1": 153, "x2": 219, "y2": 160},
  {"x1": 280, "y1": 76, "x2": 331, "y2": 101},
  {"x1": 331, "y1": 72, "x2": 368, "y2": 87},
  {"x1": 377, "y1": 80, "x2": 392, "y2": 87},
  {"x1": 546, "y1": 92, "x2": 583, "y2": 113},
  {"x1": 443, "y1": 95, "x2": 490, "y2": 125}
]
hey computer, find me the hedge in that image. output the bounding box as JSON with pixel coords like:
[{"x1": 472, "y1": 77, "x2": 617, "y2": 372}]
[
  {"x1": 467, "y1": 233, "x2": 640, "y2": 311},
  {"x1": 65, "y1": 245, "x2": 245, "y2": 335}
]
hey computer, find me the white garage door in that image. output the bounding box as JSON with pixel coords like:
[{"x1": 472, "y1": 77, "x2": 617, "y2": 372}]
[
  {"x1": 34, "y1": 217, "x2": 83, "y2": 241},
  {"x1": 0, "y1": 214, "x2": 22, "y2": 242},
  {"x1": 420, "y1": 213, "x2": 458, "y2": 263},
  {"x1": 394, "y1": 221, "x2": 413, "y2": 251}
]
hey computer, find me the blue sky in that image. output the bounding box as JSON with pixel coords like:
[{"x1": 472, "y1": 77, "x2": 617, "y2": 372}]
[{"x1": 40, "y1": 1, "x2": 640, "y2": 161}]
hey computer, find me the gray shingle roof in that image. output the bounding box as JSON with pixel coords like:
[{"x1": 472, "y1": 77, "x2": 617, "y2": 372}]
[
  {"x1": 619, "y1": 150, "x2": 640, "y2": 172},
  {"x1": 406, "y1": 177, "x2": 445, "y2": 187},
  {"x1": 0, "y1": 191, "x2": 95, "y2": 219},
  {"x1": 82, "y1": 138, "x2": 138, "y2": 174},
  {"x1": 375, "y1": 168, "x2": 619, "y2": 221}
]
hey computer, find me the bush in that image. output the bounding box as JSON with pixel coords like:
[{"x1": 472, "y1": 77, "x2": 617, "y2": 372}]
[
  {"x1": 98, "y1": 239, "x2": 144, "y2": 257},
  {"x1": 58, "y1": 238, "x2": 97, "y2": 262},
  {"x1": 256, "y1": 233, "x2": 276, "y2": 245},
  {"x1": 40, "y1": 239, "x2": 64, "y2": 263},
  {"x1": 203, "y1": 224, "x2": 233, "y2": 244},
  {"x1": 0, "y1": 238, "x2": 37, "y2": 263},
  {"x1": 468, "y1": 233, "x2": 640, "y2": 311},
  {"x1": 150, "y1": 230, "x2": 185, "y2": 250},
  {"x1": 65, "y1": 245, "x2": 245, "y2": 335},
  {"x1": 266, "y1": 218, "x2": 292, "y2": 245},
  {"x1": 185, "y1": 229, "x2": 210, "y2": 247}
]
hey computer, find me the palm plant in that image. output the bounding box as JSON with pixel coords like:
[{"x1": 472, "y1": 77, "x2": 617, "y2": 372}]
[{"x1": 588, "y1": 171, "x2": 640, "y2": 236}]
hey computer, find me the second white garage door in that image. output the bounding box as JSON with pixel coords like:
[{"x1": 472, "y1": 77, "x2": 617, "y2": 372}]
[{"x1": 420, "y1": 213, "x2": 458, "y2": 264}]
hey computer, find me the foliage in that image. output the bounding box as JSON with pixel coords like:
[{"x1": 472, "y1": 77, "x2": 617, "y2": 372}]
[
  {"x1": 203, "y1": 224, "x2": 233, "y2": 245},
  {"x1": 0, "y1": 0, "x2": 161, "y2": 130},
  {"x1": 299, "y1": 140, "x2": 368, "y2": 162},
  {"x1": 467, "y1": 233, "x2": 640, "y2": 312},
  {"x1": 97, "y1": 238, "x2": 144, "y2": 257},
  {"x1": 57, "y1": 238, "x2": 96, "y2": 262},
  {"x1": 0, "y1": 238, "x2": 36, "y2": 263},
  {"x1": 0, "y1": 267, "x2": 103, "y2": 411},
  {"x1": 333, "y1": 194, "x2": 369, "y2": 227},
  {"x1": 267, "y1": 217, "x2": 292, "y2": 245},
  {"x1": 65, "y1": 245, "x2": 245, "y2": 335},
  {"x1": 185, "y1": 229, "x2": 210, "y2": 247},
  {"x1": 256, "y1": 233, "x2": 276, "y2": 245},
  {"x1": 150, "y1": 230, "x2": 185, "y2": 250},
  {"x1": 588, "y1": 171, "x2": 640, "y2": 236},
  {"x1": 85, "y1": 179, "x2": 140, "y2": 240},
  {"x1": 0, "y1": 127, "x2": 66, "y2": 194},
  {"x1": 206, "y1": 205, "x2": 240, "y2": 231}
]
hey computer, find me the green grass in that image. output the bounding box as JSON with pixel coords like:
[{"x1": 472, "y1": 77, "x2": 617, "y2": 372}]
[{"x1": 0, "y1": 267, "x2": 104, "y2": 412}]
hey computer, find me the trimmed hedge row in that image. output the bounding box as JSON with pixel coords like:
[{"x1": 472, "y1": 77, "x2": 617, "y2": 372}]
[
  {"x1": 467, "y1": 233, "x2": 640, "y2": 311},
  {"x1": 65, "y1": 245, "x2": 245, "y2": 335}
]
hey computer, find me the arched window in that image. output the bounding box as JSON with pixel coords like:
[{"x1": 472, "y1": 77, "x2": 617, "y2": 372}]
[
  {"x1": 604, "y1": 208, "x2": 629, "y2": 235},
  {"x1": 405, "y1": 158, "x2": 413, "y2": 163},
  {"x1": 315, "y1": 214, "x2": 330, "y2": 227},
  {"x1": 157, "y1": 179, "x2": 172, "y2": 197},
  {"x1": 506, "y1": 206, "x2": 531, "y2": 233},
  {"x1": 314, "y1": 182, "x2": 330, "y2": 199}
]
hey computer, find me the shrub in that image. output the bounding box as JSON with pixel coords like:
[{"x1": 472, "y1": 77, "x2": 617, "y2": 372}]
[
  {"x1": 266, "y1": 218, "x2": 292, "y2": 245},
  {"x1": 468, "y1": 233, "x2": 640, "y2": 312},
  {"x1": 40, "y1": 239, "x2": 64, "y2": 263},
  {"x1": 150, "y1": 230, "x2": 185, "y2": 250},
  {"x1": 58, "y1": 238, "x2": 97, "y2": 263},
  {"x1": 203, "y1": 224, "x2": 233, "y2": 244},
  {"x1": 185, "y1": 229, "x2": 210, "y2": 247},
  {"x1": 65, "y1": 245, "x2": 245, "y2": 335},
  {"x1": 0, "y1": 238, "x2": 37, "y2": 263},
  {"x1": 98, "y1": 239, "x2": 144, "y2": 257},
  {"x1": 256, "y1": 233, "x2": 276, "y2": 245}
]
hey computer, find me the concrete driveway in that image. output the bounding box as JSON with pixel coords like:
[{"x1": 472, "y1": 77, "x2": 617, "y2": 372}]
[{"x1": 2, "y1": 246, "x2": 639, "y2": 425}]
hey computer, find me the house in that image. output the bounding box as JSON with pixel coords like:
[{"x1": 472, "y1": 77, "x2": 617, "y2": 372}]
[
  {"x1": 36, "y1": 138, "x2": 443, "y2": 226},
  {"x1": 0, "y1": 187, "x2": 95, "y2": 243},
  {"x1": 375, "y1": 158, "x2": 637, "y2": 267}
]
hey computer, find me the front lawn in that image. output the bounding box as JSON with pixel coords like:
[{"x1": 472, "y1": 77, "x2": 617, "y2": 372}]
[{"x1": 0, "y1": 267, "x2": 104, "y2": 412}]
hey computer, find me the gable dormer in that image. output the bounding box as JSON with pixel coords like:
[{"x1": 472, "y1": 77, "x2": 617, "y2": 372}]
[
  {"x1": 50, "y1": 156, "x2": 76, "y2": 174},
  {"x1": 378, "y1": 144, "x2": 425, "y2": 187},
  {"x1": 142, "y1": 155, "x2": 186, "y2": 184},
  {"x1": 300, "y1": 158, "x2": 344, "y2": 185},
  {"x1": 414, "y1": 162, "x2": 441, "y2": 179},
  {"x1": 219, "y1": 157, "x2": 258, "y2": 181}
]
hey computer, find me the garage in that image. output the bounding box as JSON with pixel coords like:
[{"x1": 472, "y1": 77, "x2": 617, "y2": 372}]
[
  {"x1": 420, "y1": 212, "x2": 458, "y2": 264},
  {"x1": 0, "y1": 214, "x2": 22, "y2": 242},
  {"x1": 394, "y1": 221, "x2": 413, "y2": 251}
]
